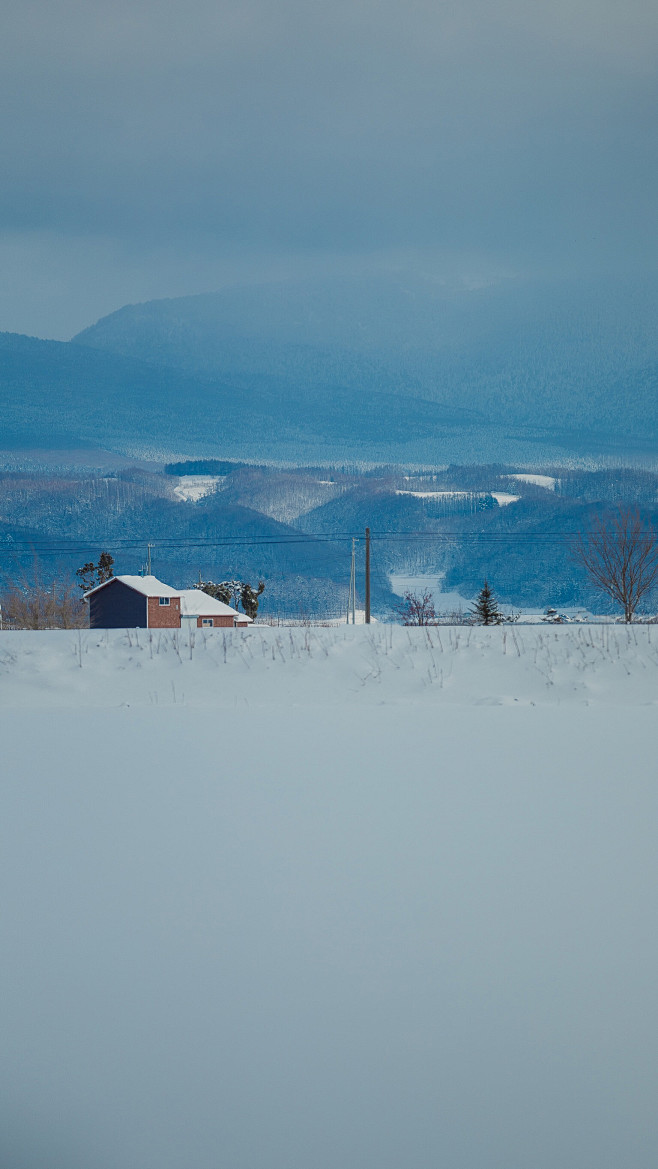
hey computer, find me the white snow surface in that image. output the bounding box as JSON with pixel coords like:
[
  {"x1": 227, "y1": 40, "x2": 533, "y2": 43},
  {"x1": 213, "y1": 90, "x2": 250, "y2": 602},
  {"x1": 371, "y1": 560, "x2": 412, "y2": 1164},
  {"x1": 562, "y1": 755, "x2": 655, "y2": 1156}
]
[
  {"x1": 1, "y1": 624, "x2": 658, "y2": 707},
  {"x1": 395, "y1": 489, "x2": 472, "y2": 498},
  {"x1": 172, "y1": 474, "x2": 221, "y2": 502},
  {"x1": 490, "y1": 491, "x2": 521, "y2": 505},
  {"x1": 3, "y1": 626, "x2": 658, "y2": 1169},
  {"x1": 84, "y1": 574, "x2": 180, "y2": 599},
  {"x1": 509, "y1": 472, "x2": 558, "y2": 490},
  {"x1": 395, "y1": 489, "x2": 520, "y2": 506},
  {"x1": 389, "y1": 571, "x2": 472, "y2": 612},
  {"x1": 178, "y1": 588, "x2": 244, "y2": 618}
]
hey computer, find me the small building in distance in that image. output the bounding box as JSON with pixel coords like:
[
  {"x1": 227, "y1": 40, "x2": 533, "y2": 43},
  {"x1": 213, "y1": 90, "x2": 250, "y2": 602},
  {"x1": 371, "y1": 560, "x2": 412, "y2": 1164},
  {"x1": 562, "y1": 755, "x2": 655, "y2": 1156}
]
[
  {"x1": 84, "y1": 575, "x2": 251, "y2": 629},
  {"x1": 179, "y1": 589, "x2": 252, "y2": 629}
]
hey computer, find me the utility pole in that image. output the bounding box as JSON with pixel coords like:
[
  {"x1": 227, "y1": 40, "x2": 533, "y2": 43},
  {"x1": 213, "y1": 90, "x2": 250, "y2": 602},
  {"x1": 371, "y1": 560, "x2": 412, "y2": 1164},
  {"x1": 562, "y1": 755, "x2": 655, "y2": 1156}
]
[
  {"x1": 351, "y1": 538, "x2": 356, "y2": 624},
  {"x1": 347, "y1": 537, "x2": 357, "y2": 624},
  {"x1": 365, "y1": 527, "x2": 371, "y2": 624},
  {"x1": 146, "y1": 543, "x2": 154, "y2": 576}
]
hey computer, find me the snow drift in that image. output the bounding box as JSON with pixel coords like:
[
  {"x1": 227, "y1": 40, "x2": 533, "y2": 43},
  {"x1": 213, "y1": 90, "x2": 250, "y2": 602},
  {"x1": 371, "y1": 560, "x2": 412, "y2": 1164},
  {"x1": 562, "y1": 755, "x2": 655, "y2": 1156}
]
[{"x1": 1, "y1": 623, "x2": 658, "y2": 707}]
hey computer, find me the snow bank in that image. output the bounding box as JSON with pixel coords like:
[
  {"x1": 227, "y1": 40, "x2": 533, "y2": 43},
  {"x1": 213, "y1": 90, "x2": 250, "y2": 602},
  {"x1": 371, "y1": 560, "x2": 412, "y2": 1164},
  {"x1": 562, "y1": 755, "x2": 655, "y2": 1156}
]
[{"x1": 2, "y1": 624, "x2": 658, "y2": 707}]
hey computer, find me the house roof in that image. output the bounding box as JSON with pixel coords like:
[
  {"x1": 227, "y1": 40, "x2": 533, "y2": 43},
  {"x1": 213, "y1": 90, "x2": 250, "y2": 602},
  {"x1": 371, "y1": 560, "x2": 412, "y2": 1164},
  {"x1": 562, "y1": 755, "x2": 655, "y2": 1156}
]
[
  {"x1": 83, "y1": 576, "x2": 254, "y2": 622},
  {"x1": 179, "y1": 589, "x2": 253, "y2": 621},
  {"x1": 83, "y1": 575, "x2": 180, "y2": 600}
]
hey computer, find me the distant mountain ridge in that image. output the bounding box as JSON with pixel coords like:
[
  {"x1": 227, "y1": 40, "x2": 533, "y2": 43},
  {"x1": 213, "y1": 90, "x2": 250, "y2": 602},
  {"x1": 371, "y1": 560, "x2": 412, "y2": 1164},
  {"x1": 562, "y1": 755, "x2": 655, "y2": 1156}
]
[
  {"x1": 0, "y1": 329, "x2": 483, "y2": 463},
  {"x1": 1, "y1": 272, "x2": 657, "y2": 464},
  {"x1": 73, "y1": 272, "x2": 658, "y2": 454}
]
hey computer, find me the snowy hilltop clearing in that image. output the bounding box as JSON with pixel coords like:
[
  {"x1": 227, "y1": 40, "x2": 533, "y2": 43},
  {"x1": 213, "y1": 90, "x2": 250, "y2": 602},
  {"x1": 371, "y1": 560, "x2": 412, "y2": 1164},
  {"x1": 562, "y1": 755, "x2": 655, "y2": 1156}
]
[{"x1": 2, "y1": 624, "x2": 658, "y2": 706}]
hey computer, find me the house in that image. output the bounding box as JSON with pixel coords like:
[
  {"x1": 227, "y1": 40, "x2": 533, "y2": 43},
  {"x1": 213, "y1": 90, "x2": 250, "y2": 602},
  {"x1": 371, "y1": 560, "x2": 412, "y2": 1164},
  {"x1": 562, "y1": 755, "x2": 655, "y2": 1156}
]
[
  {"x1": 179, "y1": 589, "x2": 252, "y2": 629},
  {"x1": 83, "y1": 575, "x2": 251, "y2": 629}
]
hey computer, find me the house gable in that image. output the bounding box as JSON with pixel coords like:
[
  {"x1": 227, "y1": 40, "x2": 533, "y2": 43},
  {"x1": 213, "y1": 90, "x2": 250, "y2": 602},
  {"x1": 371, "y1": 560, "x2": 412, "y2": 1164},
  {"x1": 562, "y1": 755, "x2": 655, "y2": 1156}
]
[{"x1": 88, "y1": 577, "x2": 147, "y2": 629}]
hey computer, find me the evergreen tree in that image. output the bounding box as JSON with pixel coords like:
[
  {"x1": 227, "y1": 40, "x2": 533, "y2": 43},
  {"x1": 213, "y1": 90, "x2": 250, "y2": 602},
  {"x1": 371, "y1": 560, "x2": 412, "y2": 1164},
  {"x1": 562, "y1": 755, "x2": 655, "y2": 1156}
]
[
  {"x1": 97, "y1": 552, "x2": 115, "y2": 582},
  {"x1": 195, "y1": 578, "x2": 265, "y2": 617},
  {"x1": 240, "y1": 580, "x2": 265, "y2": 619},
  {"x1": 470, "y1": 579, "x2": 503, "y2": 625},
  {"x1": 196, "y1": 580, "x2": 237, "y2": 606},
  {"x1": 76, "y1": 552, "x2": 114, "y2": 592}
]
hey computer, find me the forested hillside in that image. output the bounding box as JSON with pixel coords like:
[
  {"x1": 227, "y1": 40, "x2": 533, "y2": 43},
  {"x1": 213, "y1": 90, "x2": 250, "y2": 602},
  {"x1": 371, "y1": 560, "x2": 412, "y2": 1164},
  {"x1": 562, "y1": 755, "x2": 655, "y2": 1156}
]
[
  {"x1": 2, "y1": 460, "x2": 658, "y2": 618},
  {"x1": 0, "y1": 331, "x2": 485, "y2": 464},
  {"x1": 74, "y1": 272, "x2": 658, "y2": 453}
]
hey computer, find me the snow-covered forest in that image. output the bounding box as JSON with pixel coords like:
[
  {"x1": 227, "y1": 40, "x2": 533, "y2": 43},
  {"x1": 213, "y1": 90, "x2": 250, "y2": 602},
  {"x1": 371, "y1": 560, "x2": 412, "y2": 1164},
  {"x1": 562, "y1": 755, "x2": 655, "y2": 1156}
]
[{"x1": 2, "y1": 459, "x2": 658, "y2": 618}]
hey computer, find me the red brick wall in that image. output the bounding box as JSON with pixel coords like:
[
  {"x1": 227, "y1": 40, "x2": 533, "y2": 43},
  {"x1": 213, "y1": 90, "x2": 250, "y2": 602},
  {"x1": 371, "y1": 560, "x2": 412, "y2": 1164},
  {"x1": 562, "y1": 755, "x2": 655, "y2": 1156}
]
[
  {"x1": 197, "y1": 615, "x2": 235, "y2": 628},
  {"x1": 147, "y1": 596, "x2": 181, "y2": 628}
]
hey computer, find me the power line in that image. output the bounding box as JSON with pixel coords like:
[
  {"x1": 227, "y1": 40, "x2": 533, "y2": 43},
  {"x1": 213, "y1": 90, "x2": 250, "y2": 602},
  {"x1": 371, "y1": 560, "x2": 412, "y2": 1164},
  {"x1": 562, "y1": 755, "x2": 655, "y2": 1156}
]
[
  {"x1": 0, "y1": 530, "x2": 590, "y2": 551},
  {"x1": 0, "y1": 522, "x2": 596, "y2": 575}
]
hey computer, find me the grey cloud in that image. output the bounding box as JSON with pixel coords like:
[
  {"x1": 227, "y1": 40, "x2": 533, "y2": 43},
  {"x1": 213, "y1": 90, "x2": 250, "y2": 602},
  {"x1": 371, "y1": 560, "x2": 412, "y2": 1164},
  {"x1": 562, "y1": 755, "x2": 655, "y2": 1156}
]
[{"x1": 0, "y1": 0, "x2": 656, "y2": 335}]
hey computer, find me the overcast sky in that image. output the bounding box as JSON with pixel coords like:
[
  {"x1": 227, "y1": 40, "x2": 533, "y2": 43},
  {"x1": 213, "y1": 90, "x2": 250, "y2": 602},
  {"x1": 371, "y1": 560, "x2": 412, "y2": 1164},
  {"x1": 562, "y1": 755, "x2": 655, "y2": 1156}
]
[{"x1": 1, "y1": 0, "x2": 656, "y2": 338}]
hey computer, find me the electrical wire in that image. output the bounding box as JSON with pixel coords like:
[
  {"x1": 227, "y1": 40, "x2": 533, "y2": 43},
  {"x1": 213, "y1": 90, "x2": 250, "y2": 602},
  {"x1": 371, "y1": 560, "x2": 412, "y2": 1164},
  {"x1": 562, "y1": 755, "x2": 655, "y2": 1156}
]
[{"x1": 0, "y1": 530, "x2": 587, "y2": 554}]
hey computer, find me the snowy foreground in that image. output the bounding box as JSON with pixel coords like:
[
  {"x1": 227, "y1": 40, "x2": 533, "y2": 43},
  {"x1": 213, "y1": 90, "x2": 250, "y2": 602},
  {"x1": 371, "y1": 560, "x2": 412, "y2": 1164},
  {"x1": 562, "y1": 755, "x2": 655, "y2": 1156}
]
[
  {"x1": 2, "y1": 622, "x2": 658, "y2": 706},
  {"x1": 2, "y1": 627, "x2": 658, "y2": 1169}
]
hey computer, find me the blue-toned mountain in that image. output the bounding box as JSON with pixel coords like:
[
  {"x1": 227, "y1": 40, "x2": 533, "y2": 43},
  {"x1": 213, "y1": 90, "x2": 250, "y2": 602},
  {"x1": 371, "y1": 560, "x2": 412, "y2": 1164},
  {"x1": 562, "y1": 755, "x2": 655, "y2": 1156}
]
[
  {"x1": 73, "y1": 272, "x2": 658, "y2": 460},
  {"x1": 0, "y1": 330, "x2": 481, "y2": 463}
]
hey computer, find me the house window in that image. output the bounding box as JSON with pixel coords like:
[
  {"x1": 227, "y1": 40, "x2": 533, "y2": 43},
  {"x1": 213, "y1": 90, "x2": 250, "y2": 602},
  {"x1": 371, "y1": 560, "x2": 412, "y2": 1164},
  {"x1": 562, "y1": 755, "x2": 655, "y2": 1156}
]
[
  {"x1": 159, "y1": 597, "x2": 170, "y2": 606},
  {"x1": 201, "y1": 618, "x2": 213, "y2": 627}
]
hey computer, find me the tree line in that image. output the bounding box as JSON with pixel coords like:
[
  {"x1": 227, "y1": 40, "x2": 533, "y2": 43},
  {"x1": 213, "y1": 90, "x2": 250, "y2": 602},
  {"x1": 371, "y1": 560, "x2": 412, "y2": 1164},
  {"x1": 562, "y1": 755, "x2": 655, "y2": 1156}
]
[
  {"x1": 2, "y1": 506, "x2": 658, "y2": 628},
  {"x1": 397, "y1": 507, "x2": 658, "y2": 625}
]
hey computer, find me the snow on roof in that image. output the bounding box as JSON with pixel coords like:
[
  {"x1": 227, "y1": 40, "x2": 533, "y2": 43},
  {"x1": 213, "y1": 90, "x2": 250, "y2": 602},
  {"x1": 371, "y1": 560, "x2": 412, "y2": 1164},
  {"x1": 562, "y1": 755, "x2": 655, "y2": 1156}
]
[
  {"x1": 178, "y1": 589, "x2": 242, "y2": 617},
  {"x1": 83, "y1": 575, "x2": 181, "y2": 600},
  {"x1": 179, "y1": 590, "x2": 253, "y2": 621},
  {"x1": 83, "y1": 577, "x2": 254, "y2": 620}
]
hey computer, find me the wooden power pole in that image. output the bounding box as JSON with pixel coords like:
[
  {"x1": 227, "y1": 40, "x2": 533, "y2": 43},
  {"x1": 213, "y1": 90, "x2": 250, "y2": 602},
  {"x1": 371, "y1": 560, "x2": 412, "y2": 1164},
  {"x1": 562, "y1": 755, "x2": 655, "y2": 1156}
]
[
  {"x1": 365, "y1": 527, "x2": 371, "y2": 624},
  {"x1": 347, "y1": 537, "x2": 356, "y2": 624},
  {"x1": 351, "y1": 537, "x2": 356, "y2": 624}
]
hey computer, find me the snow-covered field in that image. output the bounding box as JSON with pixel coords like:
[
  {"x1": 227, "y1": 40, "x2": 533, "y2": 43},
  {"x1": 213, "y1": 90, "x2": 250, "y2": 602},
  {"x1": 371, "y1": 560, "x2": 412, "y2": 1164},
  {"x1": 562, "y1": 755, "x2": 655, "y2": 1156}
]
[
  {"x1": 508, "y1": 472, "x2": 558, "y2": 490},
  {"x1": 172, "y1": 474, "x2": 221, "y2": 502},
  {"x1": 395, "y1": 488, "x2": 520, "y2": 505},
  {"x1": 2, "y1": 624, "x2": 658, "y2": 707},
  {"x1": 2, "y1": 627, "x2": 658, "y2": 1169}
]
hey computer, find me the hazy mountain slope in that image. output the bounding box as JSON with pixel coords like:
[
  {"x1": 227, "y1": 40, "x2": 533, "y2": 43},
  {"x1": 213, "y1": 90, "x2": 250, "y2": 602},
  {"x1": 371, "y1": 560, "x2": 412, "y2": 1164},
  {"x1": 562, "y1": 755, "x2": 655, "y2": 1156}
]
[
  {"x1": 0, "y1": 331, "x2": 482, "y2": 461},
  {"x1": 5, "y1": 270, "x2": 658, "y2": 464},
  {"x1": 73, "y1": 273, "x2": 658, "y2": 448},
  {"x1": 0, "y1": 332, "x2": 219, "y2": 451}
]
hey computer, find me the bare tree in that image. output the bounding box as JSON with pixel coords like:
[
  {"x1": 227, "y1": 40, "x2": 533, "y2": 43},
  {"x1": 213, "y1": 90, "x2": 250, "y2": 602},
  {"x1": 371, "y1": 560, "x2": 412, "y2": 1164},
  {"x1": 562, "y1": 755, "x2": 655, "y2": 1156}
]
[
  {"x1": 395, "y1": 590, "x2": 437, "y2": 625},
  {"x1": 573, "y1": 506, "x2": 658, "y2": 622},
  {"x1": 1, "y1": 578, "x2": 87, "y2": 629}
]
